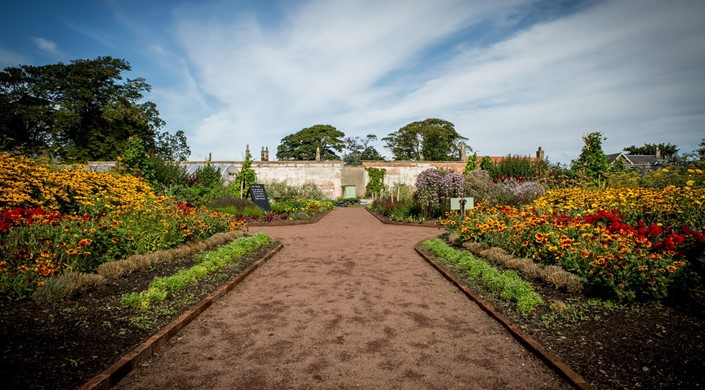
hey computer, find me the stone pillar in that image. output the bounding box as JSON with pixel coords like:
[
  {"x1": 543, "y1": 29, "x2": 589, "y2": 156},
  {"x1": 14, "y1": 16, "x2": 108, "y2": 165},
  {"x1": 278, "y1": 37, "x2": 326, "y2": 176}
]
[
  {"x1": 460, "y1": 144, "x2": 467, "y2": 162},
  {"x1": 265, "y1": 147, "x2": 269, "y2": 161},
  {"x1": 655, "y1": 146, "x2": 661, "y2": 159},
  {"x1": 316, "y1": 146, "x2": 321, "y2": 161},
  {"x1": 261, "y1": 147, "x2": 266, "y2": 161}
]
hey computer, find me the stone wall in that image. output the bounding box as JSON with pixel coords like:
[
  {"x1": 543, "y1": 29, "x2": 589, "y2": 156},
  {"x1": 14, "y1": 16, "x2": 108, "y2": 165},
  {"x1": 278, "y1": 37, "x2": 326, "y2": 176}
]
[{"x1": 87, "y1": 160, "x2": 469, "y2": 199}]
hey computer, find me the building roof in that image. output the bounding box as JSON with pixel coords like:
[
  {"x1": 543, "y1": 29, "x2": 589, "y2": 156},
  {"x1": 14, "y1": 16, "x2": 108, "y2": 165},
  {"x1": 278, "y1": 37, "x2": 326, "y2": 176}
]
[{"x1": 607, "y1": 152, "x2": 665, "y2": 166}]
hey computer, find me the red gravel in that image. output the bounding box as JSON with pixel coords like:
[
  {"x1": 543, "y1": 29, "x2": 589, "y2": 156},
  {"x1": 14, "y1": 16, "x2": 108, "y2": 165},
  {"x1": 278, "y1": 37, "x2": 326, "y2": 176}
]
[{"x1": 116, "y1": 207, "x2": 570, "y2": 389}]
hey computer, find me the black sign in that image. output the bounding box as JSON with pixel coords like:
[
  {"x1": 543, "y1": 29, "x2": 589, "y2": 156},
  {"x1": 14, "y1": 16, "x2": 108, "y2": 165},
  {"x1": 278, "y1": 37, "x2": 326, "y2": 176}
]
[{"x1": 247, "y1": 184, "x2": 271, "y2": 211}]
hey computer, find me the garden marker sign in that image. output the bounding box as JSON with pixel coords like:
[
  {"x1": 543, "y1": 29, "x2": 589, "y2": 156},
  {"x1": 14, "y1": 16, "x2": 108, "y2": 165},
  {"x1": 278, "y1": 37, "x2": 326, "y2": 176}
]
[
  {"x1": 247, "y1": 184, "x2": 271, "y2": 211},
  {"x1": 450, "y1": 197, "x2": 474, "y2": 215}
]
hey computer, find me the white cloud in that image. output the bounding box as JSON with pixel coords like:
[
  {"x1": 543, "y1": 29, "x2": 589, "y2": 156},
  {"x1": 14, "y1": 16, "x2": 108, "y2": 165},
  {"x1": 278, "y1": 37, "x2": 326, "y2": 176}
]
[
  {"x1": 31, "y1": 37, "x2": 62, "y2": 57},
  {"x1": 164, "y1": 0, "x2": 705, "y2": 162}
]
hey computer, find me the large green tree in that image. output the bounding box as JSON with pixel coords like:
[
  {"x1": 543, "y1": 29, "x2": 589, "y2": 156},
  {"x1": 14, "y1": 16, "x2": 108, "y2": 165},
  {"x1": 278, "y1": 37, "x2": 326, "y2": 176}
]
[
  {"x1": 276, "y1": 124, "x2": 345, "y2": 160},
  {"x1": 623, "y1": 143, "x2": 678, "y2": 160},
  {"x1": 342, "y1": 134, "x2": 384, "y2": 165},
  {"x1": 571, "y1": 132, "x2": 608, "y2": 180},
  {"x1": 0, "y1": 57, "x2": 167, "y2": 162},
  {"x1": 382, "y1": 118, "x2": 467, "y2": 161}
]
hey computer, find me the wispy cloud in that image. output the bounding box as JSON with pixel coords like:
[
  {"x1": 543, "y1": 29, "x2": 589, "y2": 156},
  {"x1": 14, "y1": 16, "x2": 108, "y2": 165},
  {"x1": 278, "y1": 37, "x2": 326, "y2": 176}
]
[
  {"x1": 31, "y1": 36, "x2": 63, "y2": 58},
  {"x1": 0, "y1": 46, "x2": 29, "y2": 68},
  {"x1": 165, "y1": 0, "x2": 705, "y2": 162}
]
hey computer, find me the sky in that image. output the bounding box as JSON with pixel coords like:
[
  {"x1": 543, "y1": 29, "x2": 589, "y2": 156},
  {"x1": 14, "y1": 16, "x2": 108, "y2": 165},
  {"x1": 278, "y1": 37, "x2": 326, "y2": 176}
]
[{"x1": 1, "y1": 0, "x2": 704, "y2": 164}]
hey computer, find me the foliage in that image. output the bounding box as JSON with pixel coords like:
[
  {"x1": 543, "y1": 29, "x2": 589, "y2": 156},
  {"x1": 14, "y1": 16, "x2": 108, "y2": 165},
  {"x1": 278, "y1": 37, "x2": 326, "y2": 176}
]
[
  {"x1": 276, "y1": 124, "x2": 345, "y2": 160},
  {"x1": 441, "y1": 185, "x2": 705, "y2": 300},
  {"x1": 0, "y1": 57, "x2": 168, "y2": 162},
  {"x1": 623, "y1": 143, "x2": 678, "y2": 160},
  {"x1": 365, "y1": 167, "x2": 387, "y2": 198},
  {"x1": 698, "y1": 138, "x2": 705, "y2": 161},
  {"x1": 234, "y1": 153, "x2": 257, "y2": 197},
  {"x1": 571, "y1": 132, "x2": 608, "y2": 181},
  {"x1": 117, "y1": 136, "x2": 155, "y2": 184},
  {"x1": 480, "y1": 156, "x2": 493, "y2": 171},
  {"x1": 382, "y1": 118, "x2": 467, "y2": 161},
  {"x1": 606, "y1": 163, "x2": 705, "y2": 190},
  {"x1": 154, "y1": 130, "x2": 190, "y2": 161},
  {"x1": 482, "y1": 155, "x2": 547, "y2": 180},
  {"x1": 463, "y1": 152, "x2": 478, "y2": 174},
  {"x1": 422, "y1": 238, "x2": 544, "y2": 314},
  {"x1": 342, "y1": 134, "x2": 383, "y2": 165},
  {"x1": 265, "y1": 180, "x2": 329, "y2": 201}
]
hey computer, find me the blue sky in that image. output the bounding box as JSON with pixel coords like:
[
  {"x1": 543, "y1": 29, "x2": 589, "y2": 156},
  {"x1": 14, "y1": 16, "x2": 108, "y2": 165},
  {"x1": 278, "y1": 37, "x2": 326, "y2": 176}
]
[{"x1": 2, "y1": 0, "x2": 704, "y2": 163}]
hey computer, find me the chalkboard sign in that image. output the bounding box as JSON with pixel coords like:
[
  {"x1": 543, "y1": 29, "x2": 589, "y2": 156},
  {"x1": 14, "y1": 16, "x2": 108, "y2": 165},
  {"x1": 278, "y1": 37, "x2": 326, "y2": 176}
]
[{"x1": 247, "y1": 184, "x2": 271, "y2": 211}]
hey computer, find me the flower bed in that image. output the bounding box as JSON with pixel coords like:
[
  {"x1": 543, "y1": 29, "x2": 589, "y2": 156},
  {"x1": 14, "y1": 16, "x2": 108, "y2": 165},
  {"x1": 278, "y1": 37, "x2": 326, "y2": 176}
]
[{"x1": 442, "y1": 187, "x2": 705, "y2": 301}]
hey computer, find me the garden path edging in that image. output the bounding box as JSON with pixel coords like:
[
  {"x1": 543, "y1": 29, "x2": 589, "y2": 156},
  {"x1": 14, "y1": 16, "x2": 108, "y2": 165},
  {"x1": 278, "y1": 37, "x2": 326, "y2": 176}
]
[
  {"x1": 415, "y1": 243, "x2": 593, "y2": 390},
  {"x1": 79, "y1": 243, "x2": 284, "y2": 390}
]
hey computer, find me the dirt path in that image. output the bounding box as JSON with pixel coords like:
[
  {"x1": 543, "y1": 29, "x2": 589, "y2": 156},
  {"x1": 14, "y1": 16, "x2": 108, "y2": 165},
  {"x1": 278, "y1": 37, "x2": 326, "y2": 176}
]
[{"x1": 116, "y1": 208, "x2": 570, "y2": 389}]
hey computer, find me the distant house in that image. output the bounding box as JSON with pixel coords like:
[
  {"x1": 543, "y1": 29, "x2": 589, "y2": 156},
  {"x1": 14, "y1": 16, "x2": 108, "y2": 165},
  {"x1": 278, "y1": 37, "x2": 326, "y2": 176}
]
[{"x1": 607, "y1": 150, "x2": 666, "y2": 170}]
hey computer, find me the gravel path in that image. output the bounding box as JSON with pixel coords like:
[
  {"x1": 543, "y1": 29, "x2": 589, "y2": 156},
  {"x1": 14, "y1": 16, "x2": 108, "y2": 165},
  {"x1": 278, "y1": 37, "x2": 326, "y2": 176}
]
[{"x1": 116, "y1": 207, "x2": 570, "y2": 389}]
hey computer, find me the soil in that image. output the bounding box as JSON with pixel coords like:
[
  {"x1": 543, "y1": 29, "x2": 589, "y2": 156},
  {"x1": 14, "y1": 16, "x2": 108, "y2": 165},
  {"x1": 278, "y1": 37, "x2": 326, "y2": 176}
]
[{"x1": 1, "y1": 207, "x2": 702, "y2": 389}]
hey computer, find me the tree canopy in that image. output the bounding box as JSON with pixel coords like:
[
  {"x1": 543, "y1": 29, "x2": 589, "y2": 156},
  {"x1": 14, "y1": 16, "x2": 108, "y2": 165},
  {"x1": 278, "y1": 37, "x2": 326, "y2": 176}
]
[
  {"x1": 382, "y1": 118, "x2": 467, "y2": 161},
  {"x1": 342, "y1": 134, "x2": 384, "y2": 165},
  {"x1": 623, "y1": 143, "x2": 678, "y2": 160},
  {"x1": 0, "y1": 57, "x2": 181, "y2": 162},
  {"x1": 276, "y1": 124, "x2": 345, "y2": 161}
]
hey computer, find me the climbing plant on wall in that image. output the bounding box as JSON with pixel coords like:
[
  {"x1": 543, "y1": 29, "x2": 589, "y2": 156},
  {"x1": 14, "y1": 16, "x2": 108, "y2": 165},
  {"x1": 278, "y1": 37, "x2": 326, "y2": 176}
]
[{"x1": 365, "y1": 167, "x2": 386, "y2": 198}]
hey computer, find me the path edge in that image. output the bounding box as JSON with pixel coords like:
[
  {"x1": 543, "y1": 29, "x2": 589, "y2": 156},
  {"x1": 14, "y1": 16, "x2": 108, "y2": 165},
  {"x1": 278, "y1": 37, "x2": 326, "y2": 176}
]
[
  {"x1": 415, "y1": 242, "x2": 593, "y2": 390},
  {"x1": 79, "y1": 243, "x2": 284, "y2": 390}
]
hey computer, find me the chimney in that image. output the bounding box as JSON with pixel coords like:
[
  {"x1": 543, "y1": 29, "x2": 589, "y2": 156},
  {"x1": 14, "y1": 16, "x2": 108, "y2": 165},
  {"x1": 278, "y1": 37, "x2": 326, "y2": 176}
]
[
  {"x1": 460, "y1": 144, "x2": 467, "y2": 162},
  {"x1": 315, "y1": 146, "x2": 321, "y2": 161},
  {"x1": 261, "y1": 147, "x2": 265, "y2": 161},
  {"x1": 245, "y1": 144, "x2": 251, "y2": 159},
  {"x1": 265, "y1": 146, "x2": 269, "y2": 161},
  {"x1": 655, "y1": 146, "x2": 661, "y2": 159},
  {"x1": 536, "y1": 146, "x2": 545, "y2": 160}
]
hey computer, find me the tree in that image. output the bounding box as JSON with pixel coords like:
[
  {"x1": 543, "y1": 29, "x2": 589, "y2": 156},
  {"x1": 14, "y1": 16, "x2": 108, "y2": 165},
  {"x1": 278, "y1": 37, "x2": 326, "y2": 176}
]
[
  {"x1": 623, "y1": 143, "x2": 678, "y2": 160},
  {"x1": 463, "y1": 152, "x2": 478, "y2": 175},
  {"x1": 155, "y1": 130, "x2": 191, "y2": 161},
  {"x1": 571, "y1": 132, "x2": 608, "y2": 180},
  {"x1": 235, "y1": 152, "x2": 257, "y2": 197},
  {"x1": 342, "y1": 134, "x2": 383, "y2": 165},
  {"x1": 698, "y1": 139, "x2": 705, "y2": 161},
  {"x1": 0, "y1": 57, "x2": 168, "y2": 162},
  {"x1": 276, "y1": 124, "x2": 345, "y2": 160},
  {"x1": 382, "y1": 118, "x2": 467, "y2": 161}
]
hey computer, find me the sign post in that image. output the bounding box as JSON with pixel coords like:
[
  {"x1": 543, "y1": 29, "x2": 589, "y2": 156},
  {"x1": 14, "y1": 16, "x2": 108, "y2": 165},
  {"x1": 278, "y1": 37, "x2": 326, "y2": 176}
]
[
  {"x1": 247, "y1": 184, "x2": 271, "y2": 211},
  {"x1": 449, "y1": 197, "x2": 474, "y2": 215}
]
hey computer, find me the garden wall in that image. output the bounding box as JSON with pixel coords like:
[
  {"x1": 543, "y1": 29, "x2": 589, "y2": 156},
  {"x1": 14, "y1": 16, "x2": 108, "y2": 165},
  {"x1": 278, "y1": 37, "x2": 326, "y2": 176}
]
[{"x1": 86, "y1": 160, "x2": 467, "y2": 199}]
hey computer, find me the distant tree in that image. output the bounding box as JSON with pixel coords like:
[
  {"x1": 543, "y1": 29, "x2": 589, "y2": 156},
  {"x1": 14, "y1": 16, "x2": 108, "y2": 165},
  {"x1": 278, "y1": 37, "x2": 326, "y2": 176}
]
[
  {"x1": 343, "y1": 134, "x2": 383, "y2": 165},
  {"x1": 696, "y1": 139, "x2": 705, "y2": 161},
  {"x1": 0, "y1": 57, "x2": 169, "y2": 162},
  {"x1": 571, "y1": 132, "x2": 608, "y2": 180},
  {"x1": 155, "y1": 130, "x2": 190, "y2": 161},
  {"x1": 276, "y1": 124, "x2": 345, "y2": 160},
  {"x1": 382, "y1": 118, "x2": 467, "y2": 161},
  {"x1": 623, "y1": 143, "x2": 678, "y2": 160}
]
